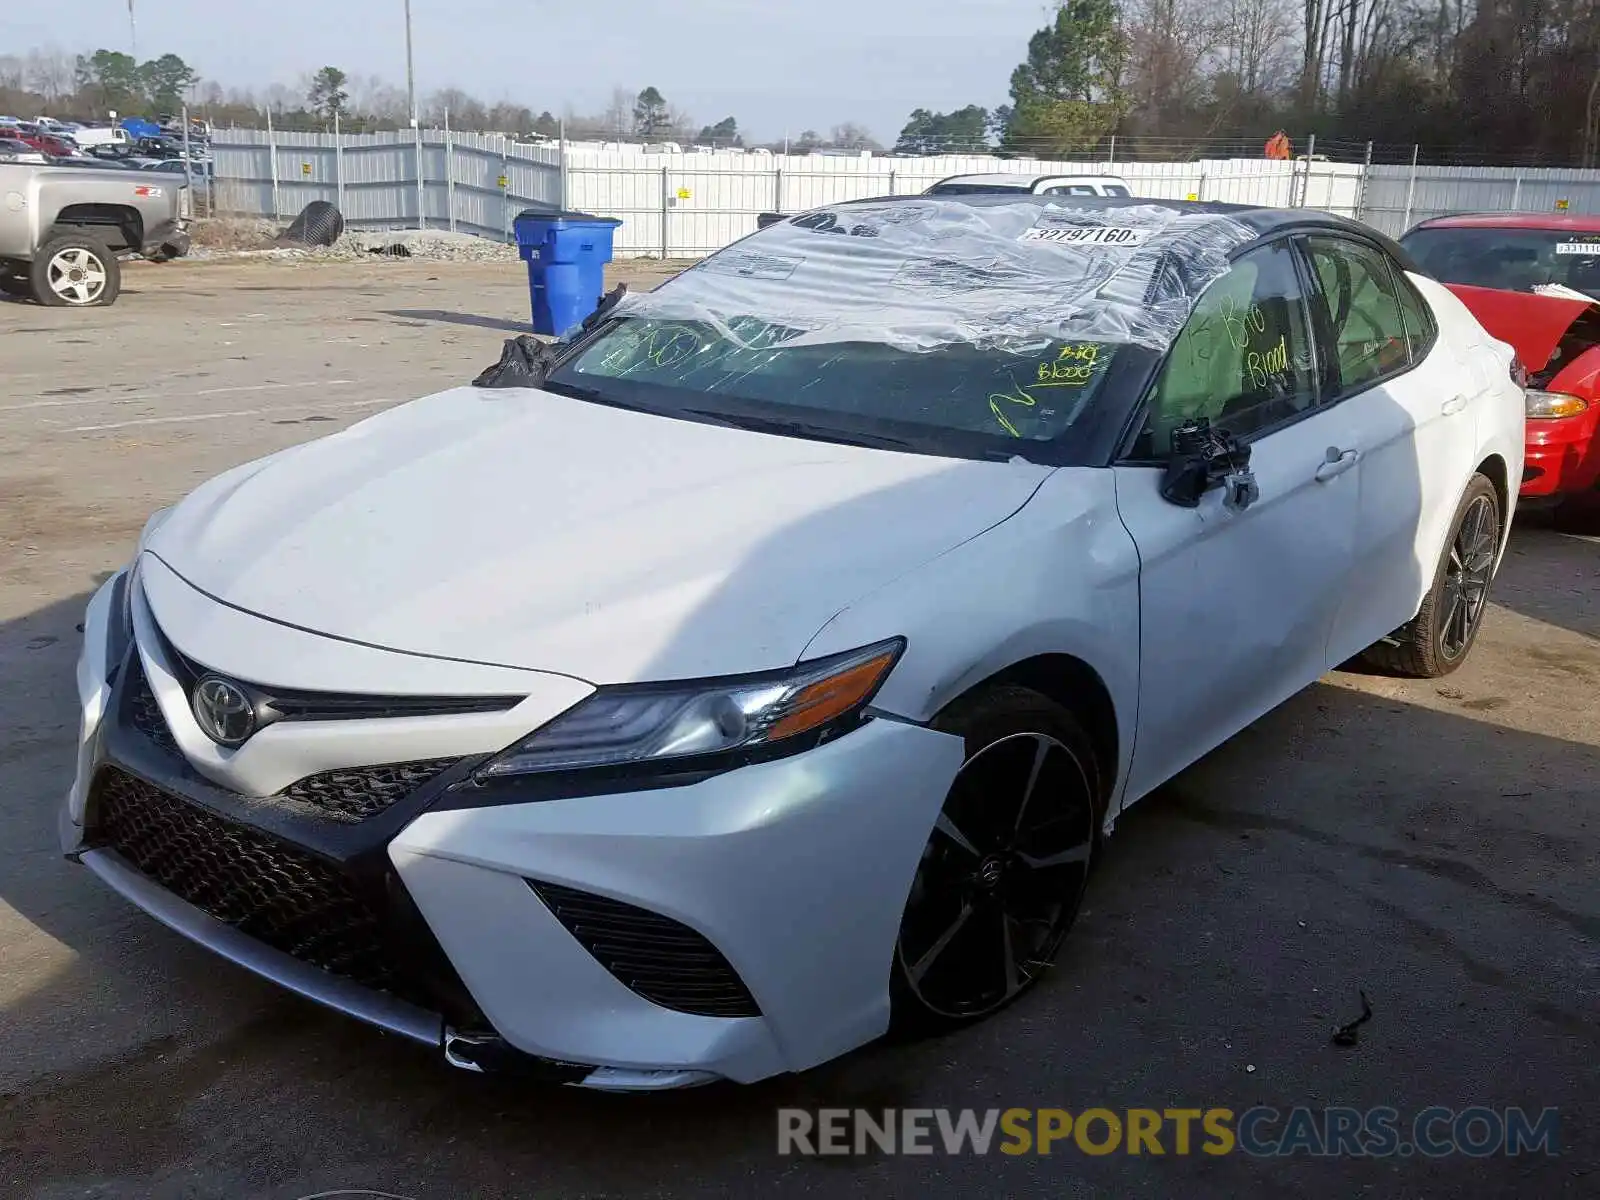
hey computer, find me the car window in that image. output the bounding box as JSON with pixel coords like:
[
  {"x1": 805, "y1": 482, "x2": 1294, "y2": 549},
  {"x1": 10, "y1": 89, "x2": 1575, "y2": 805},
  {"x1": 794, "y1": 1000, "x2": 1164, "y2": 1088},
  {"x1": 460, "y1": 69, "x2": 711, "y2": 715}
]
[
  {"x1": 1136, "y1": 241, "x2": 1318, "y2": 456},
  {"x1": 1401, "y1": 226, "x2": 1600, "y2": 301},
  {"x1": 1048, "y1": 185, "x2": 1098, "y2": 196},
  {"x1": 1392, "y1": 269, "x2": 1434, "y2": 360},
  {"x1": 1105, "y1": 185, "x2": 1131, "y2": 197},
  {"x1": 1303, "y1": 236, "x2": 1412, "y2": 391}
]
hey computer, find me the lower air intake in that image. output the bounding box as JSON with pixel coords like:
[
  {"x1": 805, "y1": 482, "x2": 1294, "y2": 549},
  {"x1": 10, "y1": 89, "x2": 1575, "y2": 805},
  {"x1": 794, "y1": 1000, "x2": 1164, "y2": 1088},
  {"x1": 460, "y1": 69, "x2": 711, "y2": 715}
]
[
  {"x1": 527, "y1": 879, "x2": 760, "y2": 1018},
  {"x1": 91, "y1": 767, "x2": 424, "y2": 1004}
]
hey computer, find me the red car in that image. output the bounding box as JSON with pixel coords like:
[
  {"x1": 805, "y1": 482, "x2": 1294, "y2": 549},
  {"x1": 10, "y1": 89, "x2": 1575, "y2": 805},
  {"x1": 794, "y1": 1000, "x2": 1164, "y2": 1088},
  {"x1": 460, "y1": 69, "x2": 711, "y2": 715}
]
[
  {"x1": 1401, "y1": 213, "x2": 1600, "y2": 525},
  {"x1": 17, "y1": 131, "x2": 78, "y2": 158}
]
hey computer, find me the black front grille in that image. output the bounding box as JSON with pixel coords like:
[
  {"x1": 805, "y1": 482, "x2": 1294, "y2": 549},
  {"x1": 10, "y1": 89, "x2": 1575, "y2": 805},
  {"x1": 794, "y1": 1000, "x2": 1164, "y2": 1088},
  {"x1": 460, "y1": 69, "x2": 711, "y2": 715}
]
[
  {"x1": 126, "y1": 658, "x2": 180, "y2": 757},
  {"x1": 280, "y1": 759, "x2": 459, "y2": 823},
  {"x1": 92, "y1": 768, "x2": 423, "y2": 1003},
  {"x1": 528, "y1": 879, "x2": 760, "y2": 1018},
  {"x1": 122, "y1": 654, "x2": 457, "y2": 822}
]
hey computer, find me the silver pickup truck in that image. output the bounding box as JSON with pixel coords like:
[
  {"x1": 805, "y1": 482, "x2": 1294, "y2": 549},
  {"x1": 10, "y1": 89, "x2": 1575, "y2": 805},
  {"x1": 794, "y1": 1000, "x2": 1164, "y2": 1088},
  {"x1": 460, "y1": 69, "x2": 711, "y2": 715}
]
[{"x1": 0, "y1": 162, "x2": 190, "y2": 306}]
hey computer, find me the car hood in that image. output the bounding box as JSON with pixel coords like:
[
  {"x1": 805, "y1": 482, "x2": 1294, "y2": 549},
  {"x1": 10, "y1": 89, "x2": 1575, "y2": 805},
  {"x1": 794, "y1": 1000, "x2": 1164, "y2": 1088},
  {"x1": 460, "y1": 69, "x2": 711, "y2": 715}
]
[
  {"x1": 1445, "y1": 283, "x2": 1599, "y2": 373},
  {"x1": 147, "y1": 387, "x2": 1052, "y2": 684}
]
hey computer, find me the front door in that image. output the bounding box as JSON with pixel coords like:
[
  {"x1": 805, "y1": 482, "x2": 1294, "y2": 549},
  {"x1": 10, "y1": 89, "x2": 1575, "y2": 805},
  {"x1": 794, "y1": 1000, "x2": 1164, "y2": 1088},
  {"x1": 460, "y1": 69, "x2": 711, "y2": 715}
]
[{"x1": 1114, "y1": 239, "x2": 1360, "y2": 803}]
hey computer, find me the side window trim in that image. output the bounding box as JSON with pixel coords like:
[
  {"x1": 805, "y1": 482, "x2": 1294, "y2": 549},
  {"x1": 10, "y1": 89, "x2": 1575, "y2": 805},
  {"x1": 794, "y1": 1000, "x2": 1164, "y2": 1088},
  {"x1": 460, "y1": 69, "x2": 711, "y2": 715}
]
[
  {"x1": 1299, "y1": 233, "x2": 1426, "y2": 405},
  {"x1": 1289, "y1": 234, "x2": 1345, "y2": 401}
]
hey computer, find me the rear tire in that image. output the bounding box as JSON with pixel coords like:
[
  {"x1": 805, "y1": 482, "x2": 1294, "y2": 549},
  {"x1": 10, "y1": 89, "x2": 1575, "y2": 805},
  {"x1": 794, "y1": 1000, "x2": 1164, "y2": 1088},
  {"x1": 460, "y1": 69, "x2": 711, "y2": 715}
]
[
  {"x1": 889, "y1": 685, "x2": 1102, "y2": 1037},
  {"x1": 1358, "y1": 473, "x2": 1501, "y2": 678},
  {"x1": 30, "y1": 234, "x2": 121, "y2": 307}
]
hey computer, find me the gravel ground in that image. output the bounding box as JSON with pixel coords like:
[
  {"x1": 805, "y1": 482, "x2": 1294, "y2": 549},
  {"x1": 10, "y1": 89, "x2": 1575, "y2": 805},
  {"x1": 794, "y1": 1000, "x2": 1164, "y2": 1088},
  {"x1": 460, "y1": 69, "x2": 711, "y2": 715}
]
[
  {"x1": 1, "y1": 258, "x2": 1597, "y2": 1198},
  {"x1": 188, "y1": 218, "x2": 577, "y2": 263}
]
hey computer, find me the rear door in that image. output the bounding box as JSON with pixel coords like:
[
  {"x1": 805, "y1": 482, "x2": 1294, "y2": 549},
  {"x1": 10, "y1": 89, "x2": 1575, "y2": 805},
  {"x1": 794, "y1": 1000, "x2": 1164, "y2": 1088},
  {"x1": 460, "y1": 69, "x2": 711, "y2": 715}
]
[
  {"x1": 1299, "y1": 235, "x2": 1481, "y2": 662},
  {"x1": 1113, "y1": 239, "x2": 1360, "y2": 800}
]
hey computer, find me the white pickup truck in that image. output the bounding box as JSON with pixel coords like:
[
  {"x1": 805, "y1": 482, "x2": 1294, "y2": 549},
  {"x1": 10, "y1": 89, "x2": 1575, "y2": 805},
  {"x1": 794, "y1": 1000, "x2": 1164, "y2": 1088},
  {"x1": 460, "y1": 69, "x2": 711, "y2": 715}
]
[{"x1": 0, "y1": 161, "x2": 189, "y2": 306}]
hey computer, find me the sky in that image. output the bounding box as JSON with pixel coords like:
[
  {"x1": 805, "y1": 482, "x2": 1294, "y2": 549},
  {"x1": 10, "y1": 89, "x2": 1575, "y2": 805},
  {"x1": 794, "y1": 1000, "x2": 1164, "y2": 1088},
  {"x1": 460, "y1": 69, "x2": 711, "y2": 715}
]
[{"x1": 1, "y1": 1, "x2": 1060, "y2": 142}]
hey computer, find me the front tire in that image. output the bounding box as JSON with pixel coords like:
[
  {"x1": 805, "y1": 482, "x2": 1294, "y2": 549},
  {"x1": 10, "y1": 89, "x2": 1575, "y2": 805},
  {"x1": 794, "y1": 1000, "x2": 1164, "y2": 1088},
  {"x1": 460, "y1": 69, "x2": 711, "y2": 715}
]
[
  {"x1": 30, "y1": 234, "x2": 121, "y2": 307},
  {"x1": 1359, "y1": 473, "x2": 1501, "y2": 678},
  {"x1": 890, "y1": 685, "x2": 1101, "y2": 1036}
]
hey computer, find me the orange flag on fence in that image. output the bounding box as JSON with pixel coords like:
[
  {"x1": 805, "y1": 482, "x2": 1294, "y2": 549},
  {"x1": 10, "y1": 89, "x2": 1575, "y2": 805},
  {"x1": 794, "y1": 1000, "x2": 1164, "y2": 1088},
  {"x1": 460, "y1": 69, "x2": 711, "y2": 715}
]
[{"x1": 1264, "y1": 131, "x2": 1292, "y2": 160}]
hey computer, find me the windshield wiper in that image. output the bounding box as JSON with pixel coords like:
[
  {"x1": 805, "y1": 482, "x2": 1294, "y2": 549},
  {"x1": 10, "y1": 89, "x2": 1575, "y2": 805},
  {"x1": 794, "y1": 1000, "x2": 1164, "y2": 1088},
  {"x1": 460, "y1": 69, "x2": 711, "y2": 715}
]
[{"x1": 680, "y1": 408, "x2": 914, "y2": 451}]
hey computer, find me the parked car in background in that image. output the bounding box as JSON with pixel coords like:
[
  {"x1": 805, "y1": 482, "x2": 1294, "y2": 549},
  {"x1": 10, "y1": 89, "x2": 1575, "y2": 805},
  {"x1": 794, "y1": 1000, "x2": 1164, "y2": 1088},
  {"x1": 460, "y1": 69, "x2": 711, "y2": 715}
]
[
  {"x1": 64, "y1": 196, "x2": 1522, "y2": 1088},
  {"x1": 19, "y1": 132, "x2": 83, "y2": 158},
  {"x1": 0, "y1": 137, "x2": 48, "y2": 164},
  {"x1": 925, "y1": 173, "x2": 1134, "y2": 198},
  {"x1": 1402, "y1": 213, "x2": 1600, "y2": 526}
]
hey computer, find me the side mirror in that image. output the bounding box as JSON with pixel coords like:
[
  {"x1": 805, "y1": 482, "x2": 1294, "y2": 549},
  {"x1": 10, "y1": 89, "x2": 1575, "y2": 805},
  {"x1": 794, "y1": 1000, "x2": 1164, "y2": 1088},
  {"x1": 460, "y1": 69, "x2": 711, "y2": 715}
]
[
  {"x1": 756, "y1": 212, "x2": 786, "y2": 229},
  {"x1": 1159, "y1": 417, "x2": 1258, "y2": 510}
]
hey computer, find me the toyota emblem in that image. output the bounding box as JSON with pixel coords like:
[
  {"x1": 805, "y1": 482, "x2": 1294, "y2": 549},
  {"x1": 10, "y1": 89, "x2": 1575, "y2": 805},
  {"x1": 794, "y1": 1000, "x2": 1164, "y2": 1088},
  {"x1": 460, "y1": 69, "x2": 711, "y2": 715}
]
[{"x1": 192, "y1": 675, "x2": 257, "y2": 746}]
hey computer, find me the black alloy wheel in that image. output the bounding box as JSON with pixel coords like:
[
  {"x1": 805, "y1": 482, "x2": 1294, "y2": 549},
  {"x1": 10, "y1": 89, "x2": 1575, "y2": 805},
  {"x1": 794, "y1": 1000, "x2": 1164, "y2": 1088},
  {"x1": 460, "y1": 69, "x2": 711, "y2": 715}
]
[{"x1": 893, "y1": 687, "x2": 1099, "y2": 1029}]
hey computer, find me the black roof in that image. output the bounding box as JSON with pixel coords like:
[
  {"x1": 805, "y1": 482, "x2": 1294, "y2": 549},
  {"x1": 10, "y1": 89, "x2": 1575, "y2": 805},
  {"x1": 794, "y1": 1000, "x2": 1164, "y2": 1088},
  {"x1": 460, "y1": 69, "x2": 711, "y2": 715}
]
[{"x1": 821, "y1": 192, "x2": 1419, "y2": 270}]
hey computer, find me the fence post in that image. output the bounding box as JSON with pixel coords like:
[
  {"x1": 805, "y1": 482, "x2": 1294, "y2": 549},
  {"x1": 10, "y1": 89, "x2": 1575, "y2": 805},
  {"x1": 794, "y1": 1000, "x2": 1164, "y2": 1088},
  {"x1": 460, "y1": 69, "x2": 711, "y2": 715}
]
[
  {"x1": 774, "y1": 167, "x2": 784, "y2": 213},
  {"x1": 1196, "y1": 171, "x2": 1206, "y2": 202},
  {"x1": 1353, "y1": 140, "x2": 1373, "y2": 222},
  {"x1": 444, "y1": 107, "x2": 457, "y2": 233},
  {"x1": 267, "y1": 108, "x2": 281, "y2": 220},
  {"x1": 501, "y1": 136, "x2": 511, "y2": 242},
  {"x1": 334, "y1": 110, "x2": 344, "y2": 216},
  {"x1": 1511, "y1": 175, "x2": 1522, "y2": 212},
  {"x1": 414, "y1": 119, "x2": 426, "y2": 230},
  {"x1": 558, "y1": 117, "x2": 569, "y2": 211},
  {"x1": 180, "y1": 103, "x2": 195, "y2": 215},
  {"x1": 888, "y1": 167, "x2": 897, "y2": 195},
  {"x1": 1107, "y1": 134, "x2": 1115, "y2": 166},
  {"x1": 1299, "y1": 133, "x2": 1315, "y2": 206},
  {"x1": 661, "y1": 165, "x2": 671, "y2": 260},
  {"x1": 1401, "y1": 144, "x2": 1419, "y2": 231}
]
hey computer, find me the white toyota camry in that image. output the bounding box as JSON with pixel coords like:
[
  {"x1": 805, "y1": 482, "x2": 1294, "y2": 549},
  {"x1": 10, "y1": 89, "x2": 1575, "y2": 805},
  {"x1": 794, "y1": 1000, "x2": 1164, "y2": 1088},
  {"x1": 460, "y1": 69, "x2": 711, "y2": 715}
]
[{"x1": 64, "y1": 197, "x2": 1524, "y2": 1089}]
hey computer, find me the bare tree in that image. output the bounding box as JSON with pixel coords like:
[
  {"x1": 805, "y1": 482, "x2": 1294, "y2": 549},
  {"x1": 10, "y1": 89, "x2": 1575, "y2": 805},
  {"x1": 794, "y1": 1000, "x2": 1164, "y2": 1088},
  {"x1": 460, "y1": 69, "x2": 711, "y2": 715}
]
[
  {"x1": 25, "y1": 49, "x2": 77, "y2": 102},
  {"x1": 1124, "y1": 0, "x2": 1220, "y2": 132},
  {"x1": 262, "y1": 82, "x2": 297, "y2": 114},
  {"x1": 1213, "y1": 0, "x2": 1295, "y2": 96},
  {"x1": 829, "y1": 121, "x2": 881, "y2": 150},
  {"x1": 603, "y1": 87, "x2": 633, "y2": 139}
]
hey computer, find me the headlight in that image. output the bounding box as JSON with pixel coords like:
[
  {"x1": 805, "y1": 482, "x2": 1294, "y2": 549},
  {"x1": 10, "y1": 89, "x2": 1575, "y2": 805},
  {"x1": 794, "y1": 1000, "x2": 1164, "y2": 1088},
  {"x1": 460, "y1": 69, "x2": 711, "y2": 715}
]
[
  {"x1": 476, "y1": 638, "x2": 904, "y2": 779},
  {"x1": 1525, "y1": 390, "x2": 1587, "y2": 419}
]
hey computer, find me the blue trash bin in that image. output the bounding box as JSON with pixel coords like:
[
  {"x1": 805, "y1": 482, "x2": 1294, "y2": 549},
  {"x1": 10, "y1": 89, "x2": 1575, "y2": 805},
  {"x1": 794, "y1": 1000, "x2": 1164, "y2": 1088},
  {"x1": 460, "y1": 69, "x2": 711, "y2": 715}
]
[{"x1": 512, "y1": 210, "x2": 623, "y2": 337}]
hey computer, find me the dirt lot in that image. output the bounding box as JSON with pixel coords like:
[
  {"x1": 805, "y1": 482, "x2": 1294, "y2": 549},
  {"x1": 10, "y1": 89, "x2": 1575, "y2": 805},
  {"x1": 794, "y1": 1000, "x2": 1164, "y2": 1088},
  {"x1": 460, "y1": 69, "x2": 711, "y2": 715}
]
[{"x1": 2, "y1": 257, "x2": 1598, "y2": 1198}]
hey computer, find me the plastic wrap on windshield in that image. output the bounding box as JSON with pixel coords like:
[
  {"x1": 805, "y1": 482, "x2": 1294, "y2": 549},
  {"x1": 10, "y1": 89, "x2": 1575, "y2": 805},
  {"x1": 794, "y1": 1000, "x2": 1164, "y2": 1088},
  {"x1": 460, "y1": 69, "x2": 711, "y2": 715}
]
[{"x1": 612, "y1": 201, "x2": 1258, "y2": 353}]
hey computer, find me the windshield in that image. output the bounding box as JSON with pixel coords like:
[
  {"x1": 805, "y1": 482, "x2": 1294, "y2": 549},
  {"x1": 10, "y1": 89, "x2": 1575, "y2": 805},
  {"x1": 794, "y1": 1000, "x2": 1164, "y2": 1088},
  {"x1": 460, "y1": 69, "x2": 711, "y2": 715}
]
[
  {"x1": 546, "y1": 199, "x2": 1256, "y2": 462},
  {"x1": 1402, "y1": 227, "x2": 1600, "y2": 300},
  {"x1": 551, "y1": 316, "x2": 1127, "y2": 455}
]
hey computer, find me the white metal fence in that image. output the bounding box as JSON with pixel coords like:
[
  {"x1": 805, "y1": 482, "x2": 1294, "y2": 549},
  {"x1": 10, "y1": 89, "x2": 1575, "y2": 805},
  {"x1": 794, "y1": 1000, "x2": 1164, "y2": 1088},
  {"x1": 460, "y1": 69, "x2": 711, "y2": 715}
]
[{"x1": 207, "y1": 128, "x2": 1600, "y2": 257}]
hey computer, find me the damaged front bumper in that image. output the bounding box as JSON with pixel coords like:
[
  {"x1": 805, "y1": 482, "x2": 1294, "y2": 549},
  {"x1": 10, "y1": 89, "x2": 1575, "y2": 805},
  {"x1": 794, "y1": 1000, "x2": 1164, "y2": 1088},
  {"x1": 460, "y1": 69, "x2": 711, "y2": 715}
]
[{"x1": 61, "y1": 577, "x2": 966, "y2": 1087}]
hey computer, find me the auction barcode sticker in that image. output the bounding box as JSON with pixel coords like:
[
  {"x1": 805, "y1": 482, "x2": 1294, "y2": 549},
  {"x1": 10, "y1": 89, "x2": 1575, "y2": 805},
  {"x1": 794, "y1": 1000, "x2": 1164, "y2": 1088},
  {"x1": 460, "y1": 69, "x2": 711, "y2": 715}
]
[
  {"x1": 1554, "y1": 241, "x2": 1600, "y2": 255},
  {"x1": 1020, "y1": 226, "x2": 1150, "y2": 247},
  {"x1": 703, "y1": 251, "x2": 804, "y2": 280}
]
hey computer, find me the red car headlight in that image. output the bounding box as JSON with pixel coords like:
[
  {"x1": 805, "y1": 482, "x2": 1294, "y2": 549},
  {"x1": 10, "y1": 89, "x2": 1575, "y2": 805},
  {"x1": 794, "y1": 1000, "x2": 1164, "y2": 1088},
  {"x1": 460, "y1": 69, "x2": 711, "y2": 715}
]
[{"x1": 1525, "y1": 390, "x2": 1588, "y2": 420}]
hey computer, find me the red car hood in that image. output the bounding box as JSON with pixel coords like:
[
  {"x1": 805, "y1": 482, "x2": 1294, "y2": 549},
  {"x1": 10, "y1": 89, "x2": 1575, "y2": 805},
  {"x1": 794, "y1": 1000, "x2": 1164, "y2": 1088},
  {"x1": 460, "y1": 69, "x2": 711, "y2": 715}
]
[{"x1": 1446, "y1": 283, "x2": 1597, "y2": 373}]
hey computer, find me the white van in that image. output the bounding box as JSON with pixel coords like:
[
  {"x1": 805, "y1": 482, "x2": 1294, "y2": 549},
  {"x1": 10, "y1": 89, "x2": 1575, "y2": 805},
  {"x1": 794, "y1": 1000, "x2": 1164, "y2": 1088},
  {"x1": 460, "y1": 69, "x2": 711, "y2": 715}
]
[{"x1": 925, "y1": 173, "x2": 1133, "y2": 198}]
